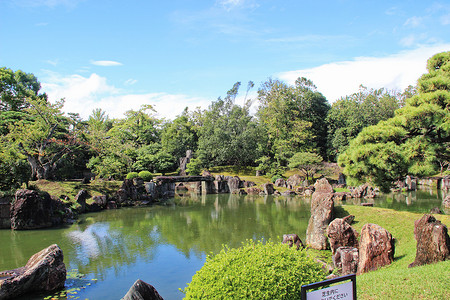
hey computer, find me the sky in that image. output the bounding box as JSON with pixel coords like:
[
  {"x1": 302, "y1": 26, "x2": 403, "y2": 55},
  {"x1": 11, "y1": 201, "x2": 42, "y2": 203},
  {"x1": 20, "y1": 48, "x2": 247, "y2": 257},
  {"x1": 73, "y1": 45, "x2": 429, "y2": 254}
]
[{"x1": 1, "y1": 0, "x2": 449, "y2": 120}]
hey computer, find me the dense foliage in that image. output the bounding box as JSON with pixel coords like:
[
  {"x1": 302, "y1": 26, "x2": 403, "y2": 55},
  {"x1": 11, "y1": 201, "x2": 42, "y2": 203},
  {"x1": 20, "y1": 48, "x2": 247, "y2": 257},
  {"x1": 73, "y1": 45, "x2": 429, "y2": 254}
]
[
  {"x1": 181, "y1": 239, "x2": 326, "y2": 299},
  {"x1": 1, "y1": 52, "x2": 446, "y2": 191},
  {"x1": 339, "y1": 51, "x2": 450, "y2": 191}
]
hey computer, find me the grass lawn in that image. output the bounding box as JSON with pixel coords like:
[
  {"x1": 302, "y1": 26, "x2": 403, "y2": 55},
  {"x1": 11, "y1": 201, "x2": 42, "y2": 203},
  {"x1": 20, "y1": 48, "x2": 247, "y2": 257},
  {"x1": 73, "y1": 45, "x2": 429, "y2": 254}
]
[{"x1": 337, "y1": 205, "x2": 450, "y2": 300}]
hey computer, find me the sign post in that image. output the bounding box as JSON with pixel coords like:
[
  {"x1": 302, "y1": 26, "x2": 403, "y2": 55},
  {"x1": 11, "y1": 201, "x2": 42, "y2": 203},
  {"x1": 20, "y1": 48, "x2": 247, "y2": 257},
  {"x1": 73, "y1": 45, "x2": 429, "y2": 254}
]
[{"x1": 301, "y1": 274, "x2": 356, "y2": 300}]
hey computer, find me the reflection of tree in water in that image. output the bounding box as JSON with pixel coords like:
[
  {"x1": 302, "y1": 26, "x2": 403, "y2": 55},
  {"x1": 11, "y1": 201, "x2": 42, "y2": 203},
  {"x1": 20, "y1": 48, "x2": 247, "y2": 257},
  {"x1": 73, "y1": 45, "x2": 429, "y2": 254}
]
[
  {"x1": 152, "y1": 194, "x2": 311, "y2": 256},
  {"x1": 65, "y1": 208, "x2": 159, "y2": 278},
  {"x1": 60, "y1": 195, "x2": 311, "y2": 279}
]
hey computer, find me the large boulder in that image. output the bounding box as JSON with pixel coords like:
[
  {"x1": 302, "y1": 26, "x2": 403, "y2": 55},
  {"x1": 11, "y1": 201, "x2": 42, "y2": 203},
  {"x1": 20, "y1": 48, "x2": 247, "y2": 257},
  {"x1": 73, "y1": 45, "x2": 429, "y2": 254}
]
[
  {"x1": 326, "y1": 218, "x2": 359, "y2": 254},
  {"x1": 261, "y1": 183, "x2": 274, "y2": 195},
  {"x1": 227, "y1": 177, "x2": 241, "y2": 193},
  {"x1": 286, "y1": 174, "x2": 303, "y2": 188},
  {"x1": 409, "y1": 214, "x2": 450, "y2": 268},
  {"x1": 0, "y1": 244, "x2": 66, "y2": 299},
  {"x1": 121, "y1": 279, "x2": 164, "y2": 300},
  {"x1": 75, "y1": 189, "x2": 89, "y2": 212},
  {"x1": 274, "y1": 178, "x2": 286, "y2": 187},
  {"x1": 306, "y1": 179, "x2": 334, "y2": 249},
  {"x1": 10, "y1": 190, "x2": 71, "y2": 230},
  {"x1": 333, "y1": 247, "x2": 359, "y2": 276},
  {"x1": 357, "y1": 223, "x2": 395, "y2": 275}
]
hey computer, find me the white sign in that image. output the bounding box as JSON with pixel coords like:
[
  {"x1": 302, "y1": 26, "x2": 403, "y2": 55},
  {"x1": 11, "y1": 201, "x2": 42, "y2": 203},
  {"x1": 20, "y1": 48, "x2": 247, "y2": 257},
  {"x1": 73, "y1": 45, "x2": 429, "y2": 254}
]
[{"x1": 306, "y1": 280, "x2": 354, "y2": 300}]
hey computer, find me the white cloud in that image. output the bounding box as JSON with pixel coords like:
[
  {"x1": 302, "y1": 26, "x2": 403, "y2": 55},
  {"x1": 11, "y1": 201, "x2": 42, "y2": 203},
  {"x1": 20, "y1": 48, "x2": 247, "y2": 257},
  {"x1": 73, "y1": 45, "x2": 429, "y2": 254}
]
[
  {"x1": 441, "y1": 14, "x2": 450, "y2": 25},
  {"x1": 41, "y1": 72, "x2": 211, "y2": 120},
  {"x1": 277, "y1": 44, "x2": 450, "y2": 102},
  {"x1": 91, "y1": 60, "x2": 123, "y2": 67},
  {"x1": 404, "y1": 16, "x2": 423, "y2": 27}
]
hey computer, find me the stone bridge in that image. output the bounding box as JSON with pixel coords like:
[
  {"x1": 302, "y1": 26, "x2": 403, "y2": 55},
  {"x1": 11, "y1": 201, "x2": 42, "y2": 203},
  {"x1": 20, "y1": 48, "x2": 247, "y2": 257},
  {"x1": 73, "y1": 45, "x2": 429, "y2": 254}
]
[{"x1": 150, "y1": 175, "x2": 240, "y2": 199}]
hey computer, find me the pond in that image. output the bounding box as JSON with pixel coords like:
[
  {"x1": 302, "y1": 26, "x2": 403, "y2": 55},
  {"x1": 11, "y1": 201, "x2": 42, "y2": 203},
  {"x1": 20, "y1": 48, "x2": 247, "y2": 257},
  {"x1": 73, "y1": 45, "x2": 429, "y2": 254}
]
[{"x1": 0, "y1": 189, "x2": 446, "y2": 300}]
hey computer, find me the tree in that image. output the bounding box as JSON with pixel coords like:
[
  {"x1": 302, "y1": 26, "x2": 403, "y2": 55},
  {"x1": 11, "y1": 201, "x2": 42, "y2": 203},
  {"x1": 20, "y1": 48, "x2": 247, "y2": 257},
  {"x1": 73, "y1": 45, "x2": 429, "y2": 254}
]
[
  {"x1": 161, "y1": 108, "x2": 198, "y2": 163},
  {"x1": 339, "y1": 51, "x2": 450, "y2": 191},
  {"x1": 326, "y1": 86, "x2": 403, "y2": 160},
  {"x1": 197, "y1": 82, "x2": 262, "y2": 167},
  {"x1": 288, "y1": 152, "x2": 323, "y2": 181},
  {"x1": 6, "y1": 97, "x2": 81, "y2": 180},
  {"x1": 256, "y1": 77, "x2": 329, "y2": 170}
]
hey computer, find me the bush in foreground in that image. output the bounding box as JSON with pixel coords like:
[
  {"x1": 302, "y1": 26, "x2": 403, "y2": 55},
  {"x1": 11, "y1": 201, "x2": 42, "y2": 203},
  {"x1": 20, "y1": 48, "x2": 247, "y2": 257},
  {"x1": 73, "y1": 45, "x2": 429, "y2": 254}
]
[{"x1": 182, "y1": 239, "x2": 326, "y2": 299}]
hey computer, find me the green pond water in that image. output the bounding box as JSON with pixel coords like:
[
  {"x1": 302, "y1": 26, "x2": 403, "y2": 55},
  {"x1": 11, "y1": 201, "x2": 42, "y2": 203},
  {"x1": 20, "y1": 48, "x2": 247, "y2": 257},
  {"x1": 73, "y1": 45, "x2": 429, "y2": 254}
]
[{"x1": 0, "y1": 190, "x2": 446, "y2": 300}]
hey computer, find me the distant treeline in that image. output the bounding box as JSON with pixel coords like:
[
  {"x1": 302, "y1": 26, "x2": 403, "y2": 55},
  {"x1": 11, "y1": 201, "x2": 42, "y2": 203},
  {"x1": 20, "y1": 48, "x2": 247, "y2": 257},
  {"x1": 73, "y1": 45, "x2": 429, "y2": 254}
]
[{"x1": 1, "y1": 51, "x2": 448, "y2": 192}]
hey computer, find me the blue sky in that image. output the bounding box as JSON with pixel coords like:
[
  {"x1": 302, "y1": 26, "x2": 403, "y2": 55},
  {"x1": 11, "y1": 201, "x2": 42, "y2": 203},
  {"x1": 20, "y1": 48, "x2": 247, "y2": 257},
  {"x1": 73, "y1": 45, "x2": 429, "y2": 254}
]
[{"x1": 1, "y1": 0, "x2": 449, "y2": 119}]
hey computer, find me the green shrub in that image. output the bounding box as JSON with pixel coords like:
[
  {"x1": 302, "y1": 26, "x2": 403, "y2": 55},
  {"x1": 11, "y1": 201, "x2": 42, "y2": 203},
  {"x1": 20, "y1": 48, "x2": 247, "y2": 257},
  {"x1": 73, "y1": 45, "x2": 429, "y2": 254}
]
[
  {"x1": 181, "y1": 239, "x2": 326, "y2": 299},
  {"x1": 138, "y1": 171, "x2": 153, "y2": 181},
  {"x1": 126, "y1": 172, "x2": 139, "y2": 180}
]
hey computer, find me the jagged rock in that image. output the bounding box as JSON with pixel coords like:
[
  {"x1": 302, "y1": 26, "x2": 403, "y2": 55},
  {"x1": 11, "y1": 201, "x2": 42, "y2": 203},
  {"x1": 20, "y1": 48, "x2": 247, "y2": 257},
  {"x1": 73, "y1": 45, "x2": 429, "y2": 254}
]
[
  {"x1": 409, "y1": 214, "x2": 450, "y2": 268},
  {"x1": 430, "y1": 207, "x2": 443, "y2": 214},
  {"x1": 306, "y1": 179, "x2": 334, "y2": 250},
  {"x1": 93, "y1": 195, "x2": 108, "y2": 208},
  {"x1": 443, "y1": 195, "x2": 450, "y2": 209},
  {"x1": 11, "y1": 190, "x2": 71, "y2": 230},
  {"x1": 261, "y1": 183, "x2": 274, "y2": 195},
  {"x1": 274, "y1": 178, "x2": 286, "y2": 187},
  {"x1": 314, "y1": 178, "x2": 333, "y2": 194},
  {"x1": 282, "y1": 190, "x2": 297, "y2": 196},
  {"x1": 286, "y1": 174, "x2": 303, "y2": 187},
  {"x1": 326, "y1": 218, "x2": 359, "y2": 254},
  {"x1": 106, "y1": 201, "x2": 118, "y2": 209},
  {"x1": 121, "y1": 279, "x2": 164, "y2": 300},
  {"x1": 243, "y1": 181, "x2": 256, "y2": 188},
  {"x1": 282, "y1": 234, "x2": 304, "y2": 250},
  {"x1": 227, "y1": 177, "x2": 241, "y2": 193},
  {"x1": 0, "y1": 244, "x2": 66, "y2": 299},
  {"x1": 342, "y1": 215, "x2": 355, "y2": 225},
  {"x1": 246, "y1": 187, "x2": 262, "y2": 195},
  {"x1": 333, "y1": 247, "x2": 358, "y2": 276},
  {"x1": 75, "y1": 189, "x2": 89, "y2": 212},
  {"x1": 357, "y1": 223, "x2": 395, "y2": 275},
  {"x1": 351, "y1": 184, "x2": 378, "y2": 198},
  {"x1": 332, "y1": 192, "x2": 350, "y2": 202}
]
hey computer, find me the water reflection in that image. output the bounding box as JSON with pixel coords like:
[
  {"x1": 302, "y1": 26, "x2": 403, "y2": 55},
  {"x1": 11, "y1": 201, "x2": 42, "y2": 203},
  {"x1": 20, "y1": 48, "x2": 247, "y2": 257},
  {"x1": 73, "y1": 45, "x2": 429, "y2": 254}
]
[{"x1": 0, "y1": 190, "x2": 444, "y2": 299}]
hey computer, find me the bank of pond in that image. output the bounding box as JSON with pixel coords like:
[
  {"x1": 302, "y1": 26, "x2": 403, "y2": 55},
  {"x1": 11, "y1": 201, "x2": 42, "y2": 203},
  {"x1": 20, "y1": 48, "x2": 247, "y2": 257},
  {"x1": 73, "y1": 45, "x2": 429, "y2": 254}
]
[{"x1": 0, "y1": 189, "x2": 449, "y2": 299}]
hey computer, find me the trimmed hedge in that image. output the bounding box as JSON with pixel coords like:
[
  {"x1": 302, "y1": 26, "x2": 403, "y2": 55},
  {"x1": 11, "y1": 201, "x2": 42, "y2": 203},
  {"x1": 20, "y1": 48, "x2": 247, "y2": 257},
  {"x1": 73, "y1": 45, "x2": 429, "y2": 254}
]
[
  {"x1": 182, "y1": 239, "x2": 326, "y2": 299},
  {"x1": 138, "y1": 171, "x2": 153, "y2": 181}
]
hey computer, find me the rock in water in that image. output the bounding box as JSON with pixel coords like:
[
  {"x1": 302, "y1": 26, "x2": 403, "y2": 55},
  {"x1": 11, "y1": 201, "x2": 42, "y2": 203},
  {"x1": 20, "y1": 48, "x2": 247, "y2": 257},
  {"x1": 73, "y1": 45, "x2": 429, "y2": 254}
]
[
  {"x1": 357, "y1": 223, "x2": 395, "y2": 275},
  {"x1": 121, "y1": 279, "x2": 164, "y2": 300},
  {"x1": 409, "y1": 214, "x2": 450, "y2": 268},
  {"x1": 306, "y1": 178, "x2": 334, "y2": 249},
  {"x1": 0, "y1": 244, "x2": 66, "y2": 299},
  {"x1": 326, "y1": 218, "x2": 359, "y2": 254}
]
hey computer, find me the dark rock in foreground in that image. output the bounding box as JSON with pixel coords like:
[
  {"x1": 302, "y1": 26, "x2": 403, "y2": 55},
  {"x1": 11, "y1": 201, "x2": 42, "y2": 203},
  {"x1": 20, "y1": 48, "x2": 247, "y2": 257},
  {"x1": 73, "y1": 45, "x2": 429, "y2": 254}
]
[
  {"x1": 0, "y1": 244, "x2": 66, "y2": 299},
  {"x1": 409, "y1": 214, "x2": 450, "y2": 268},
  {"x1": 121, "y1": 279, "x2": 164, "y2": 300}
]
